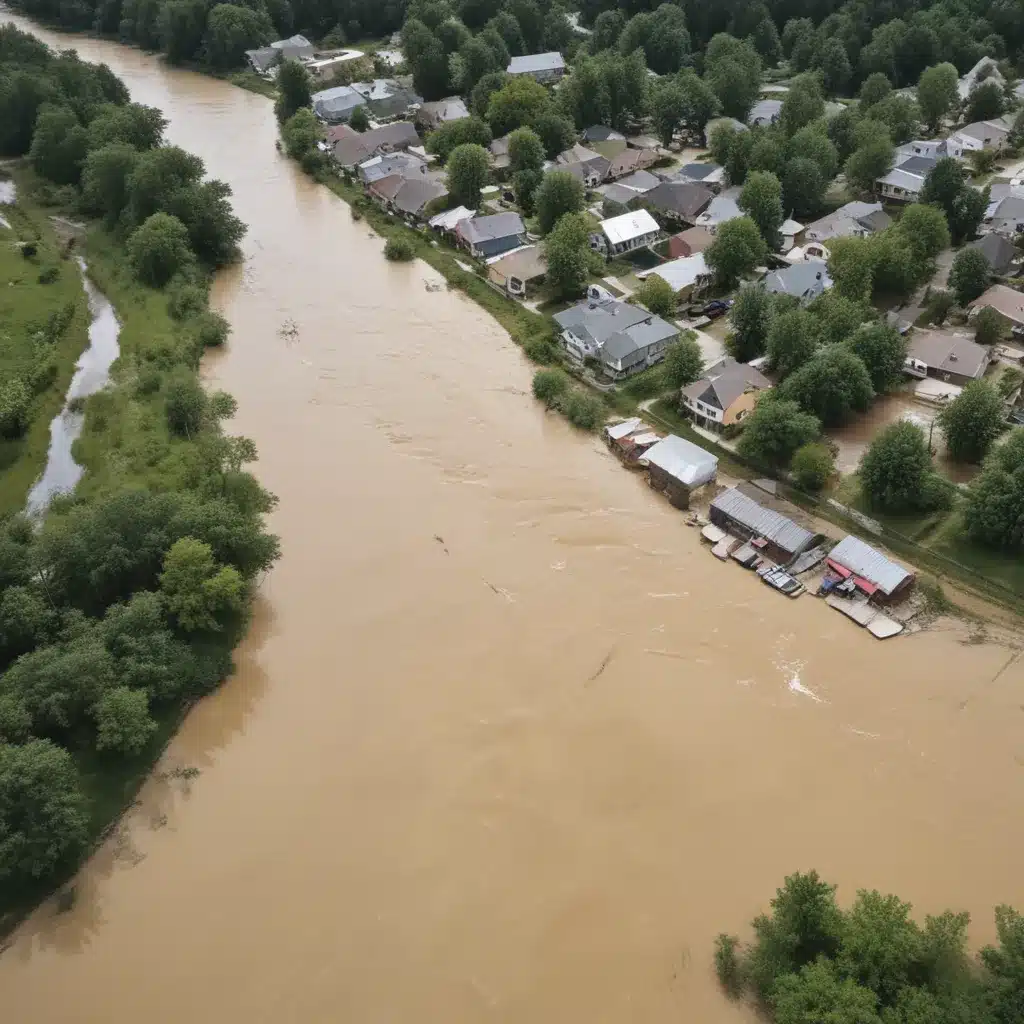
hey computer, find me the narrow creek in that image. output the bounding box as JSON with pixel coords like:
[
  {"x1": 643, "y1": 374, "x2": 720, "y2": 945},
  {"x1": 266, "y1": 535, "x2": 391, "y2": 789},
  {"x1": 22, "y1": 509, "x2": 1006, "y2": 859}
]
[
  {"x1": 25, "y1": 259, "x2": 121, "y2": 517},
  {"x1": 1, "y1": 14, "x2": 1024, "y2": 1024}
]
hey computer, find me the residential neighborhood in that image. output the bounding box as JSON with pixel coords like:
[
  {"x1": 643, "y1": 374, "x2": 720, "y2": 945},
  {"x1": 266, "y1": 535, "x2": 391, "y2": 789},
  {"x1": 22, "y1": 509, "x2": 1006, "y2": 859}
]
[{"x1": 271, "y1": 10, "x2": 1024, "y2": 632}]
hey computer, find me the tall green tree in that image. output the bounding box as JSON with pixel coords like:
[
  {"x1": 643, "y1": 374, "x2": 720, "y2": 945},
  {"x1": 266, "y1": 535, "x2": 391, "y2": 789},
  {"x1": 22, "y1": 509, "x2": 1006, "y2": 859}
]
[
  {"x1": 916, "y1": 63, "x2": 959, "y2": 133},
  {"x1": 845, "y1": 323, "x2": 907, "y2": 393},
  {"x1": 446, "y1": 142, "x2": 490, "y2": 206},
  {"x1": 127, "y1": 212, "x2": 195, "y2": 287},
  {"x1": 705, "y1": 216, "x2": 769, "y2": 286},
  {"x1": 735, "y1": 397, "x2": 820, "y2": 467},
  {"x1": 543, "y1": 211, "x2": 591, "y2": 300},
  {"x1": 507, "y1": 125, "x2": 544, "y2": 175},
  {"x1": 728, "y1": 285, "x2": 775, "y2": 362},
  {"x1": 739, "y1": 170, "x2": 784, "y2": 247},
  {"x1": 203, "y1": 3, "x2": 273, "y2": 70},
  {"x1": 274, "y1": 59, "x2": 312, "y2": 124},
  {"x1": 159, "y1": 537, "x2": 244, "y2": 632},
  {"x1": 860, "y1": 420, "x2": 934, "y2": 513},
  {"x1": 780, "y1": 346, "x2": 874, "y2": 425},
  {"x1": 939, "y1": 380, "x2": 1006, "y2": 463},
  {"x1": 29, "y1": 105, "x2": 88, "y2": 185},
  {"x1": 767, "y1": 309, "x2": 820, "y2": 379},
  {"x1": 948, "y1": 248, "x2": 991, "y2": 306},
  {"x1": 534, "y1": 170, "x2": 584, "y2": 235}
]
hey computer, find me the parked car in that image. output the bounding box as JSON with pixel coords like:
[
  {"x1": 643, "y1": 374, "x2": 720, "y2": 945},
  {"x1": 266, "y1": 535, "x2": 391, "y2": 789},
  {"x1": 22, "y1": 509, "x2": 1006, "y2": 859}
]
[{"x1": 699, "y1": 299, "x2": 732, "y2": 319}]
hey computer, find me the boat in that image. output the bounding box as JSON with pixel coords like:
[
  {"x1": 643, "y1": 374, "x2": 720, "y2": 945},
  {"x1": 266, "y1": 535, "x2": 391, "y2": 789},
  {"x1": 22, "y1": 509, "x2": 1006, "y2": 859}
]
[
  {"x1": 701, "y1": 523, "x2": 727, "y2": 544},
  {"x1": 711, "y1": 536, "x2": 739, "y2": 560},
  {"x1": 759, "y1": 565, "x2": 805, "y2": 597},
  {"x1": 731, "y1": 542, "x2": 763, "y2": 569}
]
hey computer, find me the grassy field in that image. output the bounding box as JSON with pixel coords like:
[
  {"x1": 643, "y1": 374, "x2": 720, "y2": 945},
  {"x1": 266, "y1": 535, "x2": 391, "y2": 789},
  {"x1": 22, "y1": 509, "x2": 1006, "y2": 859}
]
[{"x1": 0, "y1": 174, "x2": 90, "y2": 516}]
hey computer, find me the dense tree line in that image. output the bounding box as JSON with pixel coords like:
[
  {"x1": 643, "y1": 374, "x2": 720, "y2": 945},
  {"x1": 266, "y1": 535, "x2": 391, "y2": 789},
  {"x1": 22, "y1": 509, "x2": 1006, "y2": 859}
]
[
  {"x1": 0, "y1": 26, "x2": 277, "y2": 906},
  {"x1": 716, "y1": 871, "x2": 1024, "y2": 1024}
]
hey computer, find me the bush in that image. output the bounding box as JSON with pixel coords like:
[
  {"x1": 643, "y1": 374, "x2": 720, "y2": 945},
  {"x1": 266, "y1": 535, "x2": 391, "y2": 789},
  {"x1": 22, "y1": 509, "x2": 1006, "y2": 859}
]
[
  {"x1": 714, "y1": 934, "x2": 744, "y2": 998},
  {"x1": 791, "y1": 442, "x2": 835, "y2": 491},
  {"x1": 37, "y1": 265, "x2": 60, "y2": 284},
  {"x1": 127, "y1": 212, "x2": 195, "y2": 288},
  {"x1": 192, "y1": 311, "x2": 230, "y2": 348},
  {"x1": 0, "y1": 378, "x2": 31, "y2": 439},
  {"x1": 384, "y1": 236, "x2": 415, "y2": 261},
  {"x1": 923, "y1": 289, "x2": 954, "y2": 326},
  {"x1": 560, "y1": 390, "x2": 605, "y2": 430},
  {"x1": 975, "y1": 306, "x2": 1007, "y2": 346},
  {"x1": 859, "y1": 420, "x2": 937, "y2": 513},
  {"x1": 523, "y1": 334, "x2": 558, "y2": 364},
  {"x1": 348, "y1": 105, "x2": 369, "y2": 132},
  {"x1": 532, "y1": 368, "x2": 569, "y2": 407},
  {"x1": 165, "y1": 277, "x2": 207, "y2": 320}
]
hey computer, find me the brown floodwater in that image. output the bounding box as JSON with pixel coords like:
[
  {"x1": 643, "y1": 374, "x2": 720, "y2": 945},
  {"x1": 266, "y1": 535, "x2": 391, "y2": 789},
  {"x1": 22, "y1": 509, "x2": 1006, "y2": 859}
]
[{"x1": 3, "y1": 15, "x2": 1024, "y2": 1023}]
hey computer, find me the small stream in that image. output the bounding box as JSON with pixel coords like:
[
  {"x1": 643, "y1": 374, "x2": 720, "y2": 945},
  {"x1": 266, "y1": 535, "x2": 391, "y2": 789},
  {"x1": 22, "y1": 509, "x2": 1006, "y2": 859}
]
[
  {"x1": 25, "y1": 259, "x2": 121, "y2": 517},
  {"x1": 0, "y1": 177, "x2": 14, "y2": 229}
]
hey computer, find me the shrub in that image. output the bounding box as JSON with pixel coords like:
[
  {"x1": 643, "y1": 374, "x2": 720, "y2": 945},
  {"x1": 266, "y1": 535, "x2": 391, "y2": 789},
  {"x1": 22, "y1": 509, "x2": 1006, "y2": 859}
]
[
  {"x1": 37, "y1": 265, "x2": 60, "y2": 284},
  {"x1": 560, "y1": 390, "x2": 605, "y2": 430},
  {"x1": 127, "y1": 212, "x2": 194, "y2": 288},
  {"x1": 975, "y1": 306, "x2": 1007, "y2": 346},
  {"x1": 714, "y1": 934, "x2": 744, "y2": 998},
  {"x1": 165, "y1": 277, "x2": 207, "y2": 320},
  {"x1": 0, "y1": 378, "x2": 31, "y2": 439},
  {"x1": 523, "y1": 334, "x2": 558, "y2": 364},
  {"x1": 532, "y1": 368, "x2": 569, "y2": 407},
  {"x1": 923, "y1": 289, "x2": 954, "y2": 326},
  {"x1": 192, "y1": 311, "x2": 230, "y2": 348},
  {"x1": 384, "y1": 237, "x2": 415, "y2": 261},
  {"x1": 348, "y1": 105, "x2": 370, "y2": 132},
  {"x1": 791, "y1": 442, "x2": 835, "y2": 491}
]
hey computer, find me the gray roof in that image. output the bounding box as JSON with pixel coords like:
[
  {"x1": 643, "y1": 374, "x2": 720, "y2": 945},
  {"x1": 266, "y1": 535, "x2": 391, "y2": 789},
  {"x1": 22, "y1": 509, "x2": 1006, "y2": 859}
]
[
  {"x1": 642, "y1": 435, "x2": 718, "y2": 487},
  {"x1": 711, "y1": 486, "x2": 814, "y2": 556},
  {"x1": 906, "y1": 331, "x2": 991, "y2": 379},
  {"x1": 420, "y1": 97, "x2": 470, "y2": 122},
  {"x1": 333, "y1": 121, "x2": 420, "y2": 167},
  {"x1": 748, "y1": 99, "x2": 782, "y2": 125},
  {"x1": 877, "y1": 168, "x2": 926, "y2": 192},
  {"x1": 765, "y1": 260, "x2": 831, "y2": 298},
  {"x1": 245, "y1": 47, "x2": 278, "y2": 72},
  {"x1": 458, "y1": 212, "x2": 525, "y2": 244},
  {"x1": 391, "y1": 178, "x2": 446, "y2": 215},
  {"x1": 896, "y1": 155, "x2": 937, "y2": 174},
  {"x1": 360, "y1": 151, "x2": 430, "y2": 183},
  {"x1": 641, "y1": 181, "x2": 713, "y2": 219},
  {"x1": 827, "y1": 536, "x2": 912, "y2": 596},
  {"x1": 677, "y1": 162, "x2": 722, "y2": 182},
  {"x1": 554, "y1": 297, "x2": 677, "y2": 357},
  {"x1": 583, "y1": 125, "x2": 625, "y2": 142},
  {"x1": 507, "y1": 52, "x2": 566, "y2": 75},
  {"x1": 696, "y1": 188, "x2": 742, "y2": 227},
  {"x1": 804, "y1": 201, "x2": 888, "y2": 241},
  {"x1": 615, "y1": 169, "x2": 660, "y2": 192},
  {"x1": 601, "y1": 183, "x2": 639, "y2": 206},
  {"x1": 682, "y1": 357, "x2": 770, "y2": 411},
  {"x1": 969, "y1": 232, "x2": 1016, "y2": 273},
  {"x1": 989, "y1": 195, "x2": 1024, "y2": 227},
  {"x1": 312, "y1": 85, "x2": 365, "y2": 121}
]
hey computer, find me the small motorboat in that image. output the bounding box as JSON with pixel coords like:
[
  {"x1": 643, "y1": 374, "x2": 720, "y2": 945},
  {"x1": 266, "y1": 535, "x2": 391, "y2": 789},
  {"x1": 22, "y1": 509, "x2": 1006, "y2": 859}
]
[
  {"x1": 760, "y1": 566, "x2": 805, "y2": 597},
  {"x1": 701, "y1": 524, "x2": 727, "y2": 544},
  {"x1": 712, "y1": 536, "x2": 739, "y2": 560}
]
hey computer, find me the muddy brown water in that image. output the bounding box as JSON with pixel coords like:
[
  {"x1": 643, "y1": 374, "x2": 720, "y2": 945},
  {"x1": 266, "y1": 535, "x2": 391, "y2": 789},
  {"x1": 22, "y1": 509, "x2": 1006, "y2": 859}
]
[{"x1": 3, "y1": 15, "x2": 1024, "y2": 1023}]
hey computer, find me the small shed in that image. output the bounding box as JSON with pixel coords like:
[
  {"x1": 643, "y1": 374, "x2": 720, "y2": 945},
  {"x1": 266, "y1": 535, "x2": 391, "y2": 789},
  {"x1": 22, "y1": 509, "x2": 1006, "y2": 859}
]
[
  {"x1": 826, "y1": 535, "x2": 915, "y2": 603},
  {"x1": 709, "y1": 486, "x2": 817, "y2": 563},
  {"x1": 640, "y1": 434, "x2": 718, "y2": 508}
]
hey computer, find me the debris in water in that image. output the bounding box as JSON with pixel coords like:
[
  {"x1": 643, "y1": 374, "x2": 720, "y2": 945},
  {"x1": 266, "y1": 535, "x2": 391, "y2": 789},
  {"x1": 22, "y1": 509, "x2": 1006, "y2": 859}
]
[
  {"x1": 482, "y1": 580, "x2": 515, "y2": 602},
  {"x1": 433, "y1": 534, "x2": 449, "y2": 554},
  {"x1": 787, "y1": 673, "x2": 826, "y2": 704},
  {"x1": 588, "y1": 648, "x2": 615, "y2": 683},
  {"x1": 424, "y1": 279, "x2": 443, "y2": 292},
  {"x1": 278, "y1": 318, "x2": 299, "y2": 345}
]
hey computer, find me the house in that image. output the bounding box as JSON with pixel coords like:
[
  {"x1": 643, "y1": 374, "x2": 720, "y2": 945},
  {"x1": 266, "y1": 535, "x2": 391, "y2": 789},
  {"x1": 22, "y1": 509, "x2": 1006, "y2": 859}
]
[
  {"x1": 506, "y1": 51, "x2": 566, "y2": 83},
  {"x1": 904, "y1": 330, "x2": 992, "y2": 386},
  {"x1": 636, "y1": 253, "x2": 710, "y2": 302},
  {"x1": 486, "y1": 245, "x2": 546, "y2": 296},
  {"x1": 553, "y1": 297, "x2": 679, "y2": 378},
  {"x1": 969, "y1": 233, "x2": 1017, "y2": 275},
  {"x1": 556, "y1": 144, "x2": 610, "y2": 183},
  {"x1": 599, "y1": 209, "x2": 661, "y2": 255},
  {"x1": 358, "y1": 150, "x2": 431, "y2": 184},
  {"x1": 636, "y1": 182, "x2": 713, "y2": 225},
  {"x1": 985, "y1": 195, "x2": 1024, "y2": 238},
  {"x1": 694, "y1": 188, "x2": 742, "y2": 233},
  {"x1": 583, "y1": 126, "x2": 626, "y2": 143},
  {"x1": 627, "y1": 134, "x2": 660, "y2": 151},
  {"x1": 803, "y1": 201, "x2": 890, "y2": 242},
  {"x1": 368, "y1": 174, "x2": 447, "y2": 218},
  {"x1": 875, "y1": 155, "x2": 936, "y2": 202},
  {"x1": 780, "y1": 218, "x2": 804, "y2": 250},
  {"x1": 417, "y1": 96, "x2": 470, "y2": 128},
  {"x1": 606, "y1": 147, "x2": 659, "y2": 180},
  {"x1": 785, "y1": 241, "x2": 831, "y2": 263},
  {"x1": 428, "y1": 205, "x2": 474, "y2": 235},
  {"x1": 826, "y1": 536, "x2": 915, "y2": 603},
  {"x1": 604, "y1": 419, "x2": 662, "y2": 464},
  {"x1": 748, "y1": 99, "x2": 782, "y2": 127},
  {"x1": 675, "y1": 162, "x2": 725, "y2": 189},
  {"x1": 896, "y1": 139, "x2": 962, "y2": 162},
  {"x1": 958, "y1": 56, "x2": 1004, "y2": 100},
  {"x1": 950, "y1": 119, "x2": 1011, "y2": 155},
  {"x1": 641, "y1": 435, "x2": 718, "y2": 508},
  {"x1": 246, "y1": 33, "x2": 314, "y2": 73},
  {"x1": 312, "y1": 85, "x2": 366, "y2": 123},
  {"x1": 970, "y1": 284, "x2": 1024, "y2": 329},
  {"x1": 709, "y1": 484, "x2": 817, "y2": 563},
  {"x1": 350, "y1": 79, "x2": 420, "y2": 122},
  {"x1": 764, "y1": 260, "x2": 832, "y2": 303},
  {"x1": 333, "y1": 121, "x2": 421, "y2": 169},
  {"x1": 601, "y1": 183, "x2": 642, "y2": 209},
  {"x1": 613, "y1": 170, "x2": 660, "y2": 193},
  {"x1": 681, "y1": 357, "x2": 772, "y2": 431},
  {"x1": 456, "y1": 212, "x2": 526, "y2": 259},
  {"x1": 667, "y1": 226, "x2": 714, "y2": 258}
]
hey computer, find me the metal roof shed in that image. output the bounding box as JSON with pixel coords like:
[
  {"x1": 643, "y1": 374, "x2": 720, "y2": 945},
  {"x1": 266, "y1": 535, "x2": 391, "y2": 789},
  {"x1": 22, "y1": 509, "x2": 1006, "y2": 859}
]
[
  {"x1": 827, "y1": 536, "x2": 914, "y2": 599},
  {"x1": 709, "y1": 486, "x2": 815, "y2": 560},
  {"x1": 641, "y1": 435, "x2": 718, "y2": 488}
]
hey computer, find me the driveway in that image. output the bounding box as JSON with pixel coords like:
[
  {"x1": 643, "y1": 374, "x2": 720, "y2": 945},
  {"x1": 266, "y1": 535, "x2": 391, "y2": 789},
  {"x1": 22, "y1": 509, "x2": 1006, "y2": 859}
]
[{"x1": 897, "y1": 247, "x2": 955, "y2": 325}]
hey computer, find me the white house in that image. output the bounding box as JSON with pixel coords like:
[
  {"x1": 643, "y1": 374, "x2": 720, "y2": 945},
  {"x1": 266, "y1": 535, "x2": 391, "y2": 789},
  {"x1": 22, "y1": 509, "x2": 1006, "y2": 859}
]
[
  {"x1": 599, "y1": 209, "x2": 661, "y2": 255},
  {"x1": 949, "y1": 119, "x2": 1011, "y2": 154},
  {"x1": 636, "y1": 253, "x2": 710, "y2": 301}
]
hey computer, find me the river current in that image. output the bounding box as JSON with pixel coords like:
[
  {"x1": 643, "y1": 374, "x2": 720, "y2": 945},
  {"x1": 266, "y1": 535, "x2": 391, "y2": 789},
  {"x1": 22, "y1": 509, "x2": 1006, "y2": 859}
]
[{"x1": 1, "y1": 15, "x2": 1024, "y2": 1023}]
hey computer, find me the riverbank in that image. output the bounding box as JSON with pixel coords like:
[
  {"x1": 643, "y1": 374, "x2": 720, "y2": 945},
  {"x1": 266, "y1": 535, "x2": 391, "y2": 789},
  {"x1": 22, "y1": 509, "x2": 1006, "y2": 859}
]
[{"x1": 0, "y1": 175, "x2": 91, "y2": 515}]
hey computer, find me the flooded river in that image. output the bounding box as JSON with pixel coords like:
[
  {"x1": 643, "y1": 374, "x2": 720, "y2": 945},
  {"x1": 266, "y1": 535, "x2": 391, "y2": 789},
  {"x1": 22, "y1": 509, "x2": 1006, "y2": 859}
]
[{"x1": 2, "y1": 15, "x2": 1024, "y2": 1023}]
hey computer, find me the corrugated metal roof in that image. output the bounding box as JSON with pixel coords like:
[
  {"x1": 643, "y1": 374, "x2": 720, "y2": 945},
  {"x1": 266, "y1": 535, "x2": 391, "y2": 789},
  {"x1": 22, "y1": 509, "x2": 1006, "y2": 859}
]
[
  {"x1": 710, "y1": 487, "x2": 814, "y2": 555},
  {"x1": 827, "y1": 536, "x2": 911, "y2": 596},
  {"x1": 604, "y1": 417, "x2": 645, "y2": 440},
  {"x1": 641, "y1": 435, "x2": 717, "y2": 487},
  {"x1": 507, "y1": 52, "x2": 566, "y2": 74}
]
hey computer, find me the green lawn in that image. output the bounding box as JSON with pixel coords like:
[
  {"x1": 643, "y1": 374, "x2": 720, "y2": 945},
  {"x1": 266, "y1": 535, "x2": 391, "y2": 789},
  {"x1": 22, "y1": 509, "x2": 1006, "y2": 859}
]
[{"x1": 0, "y1": 172, "x2": 90, "y2": 516}]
